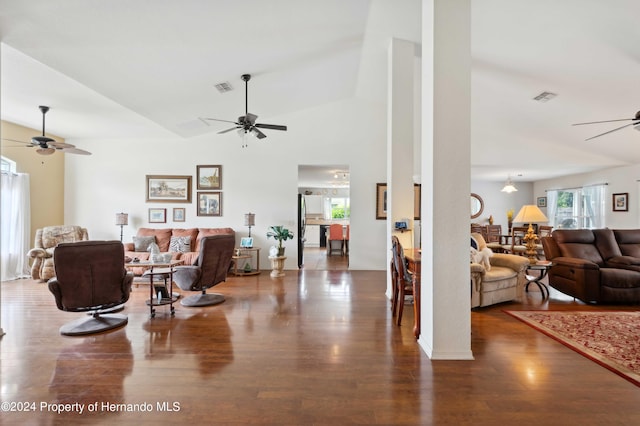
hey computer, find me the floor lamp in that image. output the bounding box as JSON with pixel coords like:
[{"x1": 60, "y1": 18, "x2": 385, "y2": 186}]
[
  {"x1": 513, "y1": 205, "x2": 548, "y2": 264},
  {"x1": 115, "y1": 213, "x2": 128, "y2": 242}
]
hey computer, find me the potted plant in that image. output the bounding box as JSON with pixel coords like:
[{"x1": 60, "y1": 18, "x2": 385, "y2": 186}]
[{"x1": 267, "y1": 225, "x2": 294, "y2": 257}]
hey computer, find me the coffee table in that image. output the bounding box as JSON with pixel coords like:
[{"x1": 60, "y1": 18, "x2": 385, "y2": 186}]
[{"x1": 126, "y1": 259, "x2": 183, "y2": 318}]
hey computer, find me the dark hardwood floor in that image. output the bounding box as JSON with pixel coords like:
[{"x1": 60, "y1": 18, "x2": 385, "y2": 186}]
[{"x1": 1, "y1": 269, "x2": 639, "y2": 425}]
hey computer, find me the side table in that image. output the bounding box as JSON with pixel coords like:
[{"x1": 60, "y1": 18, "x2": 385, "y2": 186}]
[
  {"x1": 230, "y1": 247, "x2": 261, "y2": 276},
  {"x1": 126, "y1": 260, "x2": 183, "y2": 318},
  {"x1": 525, "y1": 261, "x2": 552, "y2": 299}
]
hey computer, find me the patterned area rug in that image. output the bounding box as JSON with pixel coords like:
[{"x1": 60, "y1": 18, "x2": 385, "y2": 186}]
[{"x1": 505, "y1": 310, "x2": 640, "y2": 387}]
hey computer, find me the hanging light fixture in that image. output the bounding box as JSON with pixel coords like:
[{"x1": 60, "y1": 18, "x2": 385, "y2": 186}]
[{"x1": 501, "y1": 176, "x2": 518, "y2": 193}]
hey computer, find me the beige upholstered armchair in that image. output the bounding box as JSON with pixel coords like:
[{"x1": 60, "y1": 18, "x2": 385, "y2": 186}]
[
  {"x1": 471, "y1": 233, "x2": 530, "y2": 308},
  {"x1": 28, "y1": 225, "x2": 89, "y2": 281}
]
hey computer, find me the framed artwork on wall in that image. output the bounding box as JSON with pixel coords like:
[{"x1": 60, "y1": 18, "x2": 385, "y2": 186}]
[
  {"x1": 197, "y1": 191, "x2": 222, "y2": 216},
  {"x1": 537, "y1": 196, "x2": 547, "y2": 208},
  {"x1": 146, "y1": 175, "x2": 192, "y2": 203},
  {"x1": 197, "y1": 165, "x2": 222, "y2": 190},
  {"x1": 173, "y1": 207, "x2": 185, "y2": 222},
  {"x1": 376, "y1": 183, "x2": 387, "y2": 220},
  {"x1": 149, "y1": 208, "x2": 167, "y2": 223},
  {"x1": 612, "y1": 193, "x2": 629, "y2": 212}
]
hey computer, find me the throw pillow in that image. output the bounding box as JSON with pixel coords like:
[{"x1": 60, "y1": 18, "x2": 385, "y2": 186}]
[
  {"x1": 133, "y1": 236, "x2": 156, "y2": 252},
  {"x1": 169, "y1": 236, "x2": 191, "y2": 253}
]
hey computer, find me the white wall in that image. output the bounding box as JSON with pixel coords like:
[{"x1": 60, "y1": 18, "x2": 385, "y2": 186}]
[
  {"x1": 470, "y1": 180, "x2": 533, "y2": 231},
  {"x1": 533, "y1": 164, "x2": 640, "y2": 229},
  {"x1": 64, "y1": 97, "x2": 388, "y2": 270}
]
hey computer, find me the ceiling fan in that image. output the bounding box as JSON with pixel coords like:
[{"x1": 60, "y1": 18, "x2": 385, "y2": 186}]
[
  {"x1": 2, "y1": 106, "x2": 91, "y2": 155},
  {"x1": 200, "y1": 74, "x2": 287, "y2": 144},
  {"x1": 572, "y1": 110, "x2": 640, "y2": 141}
]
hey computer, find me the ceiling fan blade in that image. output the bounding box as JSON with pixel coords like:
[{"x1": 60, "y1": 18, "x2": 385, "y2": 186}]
[
  {"x1": 61, "y1": 147, "x2": 92, "y2": 155},
  {"x1": 1, "y1": 138, "x2": 32, "y2": 145},
  {"x1": 48, "y1": 141, "x2": 76, "y2": 149},
  {"x1": 218, "y1": 126, "x2": 240, "y2": 134},
  {"x1": 585, "y1": 122, "x2": 637, "y2": 141},
  {"x1": 255, "y1": 123, "x2": 287, "y2": 131},
  {"x1": 252, "y1": 128, "x2": 267, "y2": 139},
  {"x1": 245, "y1": 113, "x2": 258, "y2": 124},
  {"x1": 573, "y1": 118, "x2": 635, "y2": 126},
  {"x1": 200, "y1": 117, "x2": 240, "y2": 126}
]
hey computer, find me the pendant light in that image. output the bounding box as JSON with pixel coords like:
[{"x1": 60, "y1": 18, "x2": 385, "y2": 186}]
[{"x1": 501, "y1": 176, "x2": 518, "y2": 193}]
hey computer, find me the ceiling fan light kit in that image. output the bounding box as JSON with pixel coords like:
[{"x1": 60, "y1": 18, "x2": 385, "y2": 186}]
[{"x1": 200, "y1": 74, "x2": 287, "y2": 147}]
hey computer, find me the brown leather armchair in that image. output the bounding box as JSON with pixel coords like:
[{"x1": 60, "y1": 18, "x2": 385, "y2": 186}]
[
  {"x1": 28, "y1": 225, "x2": 89, "y2": 281},
  {"x1": 173, "y1": 234, "x2": 235, "y2": 307},
  {"x1": 48, "y1": 240, "x2": 133, "y2": 335}
]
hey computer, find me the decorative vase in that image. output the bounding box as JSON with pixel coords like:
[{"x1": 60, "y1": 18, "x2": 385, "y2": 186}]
[
  {"x1": 489, "y1": 215, "x2": 494, "y2": 225},
  {"x1": 277, "y1": 247, "x2": 285, "y2": 257}
]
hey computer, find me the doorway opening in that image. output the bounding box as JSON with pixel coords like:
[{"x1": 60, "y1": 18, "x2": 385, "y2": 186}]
[{"x1": 297, "y1": 164, "x2": 350, "y2": 271}]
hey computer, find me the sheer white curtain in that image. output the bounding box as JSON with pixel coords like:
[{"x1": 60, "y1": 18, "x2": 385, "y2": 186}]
[
  {"x1": 1, "y1": 172, "x2": 31, "y2": 281},
  {"x1": 546, "y1": 190, "x2": 558, "y2": 228}
]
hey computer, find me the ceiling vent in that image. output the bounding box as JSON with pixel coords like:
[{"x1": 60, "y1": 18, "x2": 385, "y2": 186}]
[
  {"x1": 533, "y1": 91, "x2": 557, "y2": 102},
  {"x1": 214, "y1": 82, "x2": 233, "y2": 93}
]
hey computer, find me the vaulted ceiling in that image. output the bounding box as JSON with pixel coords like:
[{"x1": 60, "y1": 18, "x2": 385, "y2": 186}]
[{"x1": 2, "y1": 0, "x2": 639, "y2": 185}]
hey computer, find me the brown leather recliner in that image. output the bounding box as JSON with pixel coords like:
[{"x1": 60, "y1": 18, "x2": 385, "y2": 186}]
[
  {"x1": 48, "y1": 240, "x2": 133, "y2": 335},
  {"x1": 541, "y1": 229, "x2": 640, "y2": 304},
  {"x1": 173, "y1": 234, "x2": 235, "y2": 307}
]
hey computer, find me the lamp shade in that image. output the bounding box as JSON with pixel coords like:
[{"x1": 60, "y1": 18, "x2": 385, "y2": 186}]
[
  {"x1": 513, "y1": 205, "x2": 548, "y2": 224},
  {"x1": 115, "y1": 213, "x2": 129, "y2": 226},
  {"x1": 244, "y1": 213, "x2": 255, "y2": 227}
]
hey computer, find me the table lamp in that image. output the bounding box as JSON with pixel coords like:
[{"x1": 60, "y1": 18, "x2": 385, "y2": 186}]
[
  {"x1": 244, "y1": 212, "x2": 255, "y2": 238},
  {"x1": 115, "y1": 212, "x2": 128, "y2": 242},
  {"x1": 513, "y1": 205, "x2": 548, "y2": 264}
]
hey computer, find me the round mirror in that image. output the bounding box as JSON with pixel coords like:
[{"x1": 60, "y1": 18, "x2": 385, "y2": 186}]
[{"x1": 471, "y1": 193, "x2": 484, "y2": 219}]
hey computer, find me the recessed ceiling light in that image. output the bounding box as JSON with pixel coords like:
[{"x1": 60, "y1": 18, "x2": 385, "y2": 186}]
[
  {"x1": 215, "y1": 82, "x2": 233, "y2": 93},
  {"x1": 533, "y1": 91, "x2": 557, "y2": 102}
]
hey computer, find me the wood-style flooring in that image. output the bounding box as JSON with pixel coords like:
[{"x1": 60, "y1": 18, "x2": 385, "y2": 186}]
[{"x1": 1, "y1": 269, "x2": 639, "y2": 425}]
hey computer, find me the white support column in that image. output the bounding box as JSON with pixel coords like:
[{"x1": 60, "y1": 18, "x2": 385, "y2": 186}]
[
  {"x1": 420, "y1": 0, "x2": 473, "y2": 359},
  {"x1": 386, "y1": 38, "x2": 417, "y2": 298}
]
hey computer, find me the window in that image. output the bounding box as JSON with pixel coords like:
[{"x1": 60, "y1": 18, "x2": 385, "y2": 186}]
[
  {"x1": 1, "y1": 156, "x2": 16, "y2": 173},
  {"x1": 546, "y1": 184, "x2": 606, "y2": 229},
  {"x1": 329, "y1": 197, "x2": 350, "y2": 219}
]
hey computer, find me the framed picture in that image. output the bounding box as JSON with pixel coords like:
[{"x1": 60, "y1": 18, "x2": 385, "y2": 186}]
[
  {"x1": 414, "y1": 184, "x2": 421, "y2": 220},
  {"x1": 376, "y1": 183, "x2": 387, "y2": 220},
  {"x1": 197, "y1": 165, "x2": 222, "y2": 190},
  {"x1": 173, "y1": 207, "x2": 185, "y2": 222},
  {"x1": 537, "y1": 196, "x2": 547, "y2": 208},
  {"x1": 146, "y1": 175, "x2": 192, "y2": 203},
  {"x1": 148, "y1": 208, "x2": 166, "y2": 223},
  {"x1": 612, "y1": 193, "x2": 628, "y2": 212},
  {"x1": 240, "y1": 237, "x2": 253, "y2": 248},
  {"x1": 197, "y1": 191, "x2": 222, "y2": 216}
]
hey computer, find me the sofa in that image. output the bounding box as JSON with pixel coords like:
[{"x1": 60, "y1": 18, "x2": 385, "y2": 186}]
[
  {"x1": 471, "y1": 233, "x2": 530, "y2": 308},
  {"x1": 541, "y1": 228, "x2": 640, "y2": 304},
  {"x1": 124, "y1": 227, "x2": 235, "y2": 276},
  {"x1": 28, "y1": 225, "x2": 89, "y2": 281}
]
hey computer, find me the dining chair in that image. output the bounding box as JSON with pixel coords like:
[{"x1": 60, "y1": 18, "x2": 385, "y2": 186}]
[
  {"x1": 501, "y1": 226, "x2": 528, "y2": 256},
  {"x1": 391, "y1": 236, "x2": 413, "y2": 326},
  {"x1": 327, "y1": 224, "x2": 344, "y2": 256}
]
